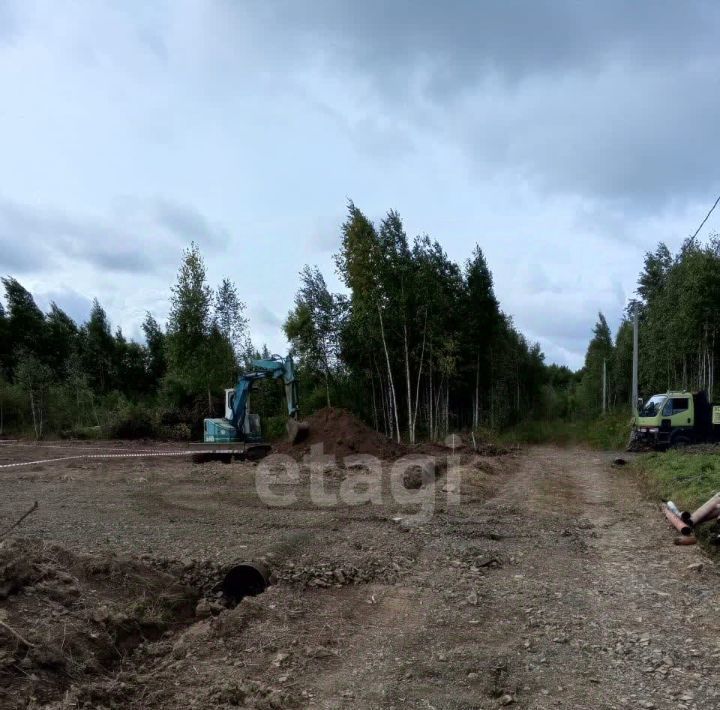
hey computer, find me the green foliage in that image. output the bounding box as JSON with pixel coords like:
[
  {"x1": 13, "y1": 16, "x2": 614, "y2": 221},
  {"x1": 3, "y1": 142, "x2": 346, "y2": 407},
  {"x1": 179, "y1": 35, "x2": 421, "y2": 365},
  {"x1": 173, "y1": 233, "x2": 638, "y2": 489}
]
[
  {"x1": 499, "y1": 410, "x2": 632, "y2": 449},
  {"x1": 576, "y1": 313, "x2": 613, "y2": 418},
  {"x1": 284, "y1": 266, "x2": 345, "y2": 407},
  {"x1": 0, "y1": 375, "x2": 24, "y2": 435},
  {"x1": 82, "y1": 299, "x2": 116, "y2": 393},
  {"x1": 165, "y1": 242, "x2": 215, "y2": 396},
  {"x1": 262, "y1": 415, "x2": 290, "y2": 442},
  {"x1": 636, "y1": 237, "x2": 720, "y2": 399},
  {"x1": 142, "y1": 313, "x2": 167, "y2": 389},
  {"x1": 45, "y1": 303, "x2": 79, "y2": 376},
  {"x1": 15, "y1": 352, "x2": 54, "y2": 439},
  {"x1": 304, "y1": 201, "x2": 551, "y2": 440},
  {"x1": 0, "y1": 242, "x2": 244, "y2": 437},
  {"x1": 214, "y1": 277, "x2": 249, "y2": 361},
  {"x1": 2, "y1": 278, "x2": 46, "y2": 362},
  {"x1": 164, "y1": 242, "x2": 238, "y2": 414},
  {"x1": 612, "y1": 318, "x2": 633, "y2": 408},
  {"x1": 631, "y1": 451, "x2": 720, "y2": 514},
  {"x1": 107, "y1": 399, "x2": 157, "y2": 439}
]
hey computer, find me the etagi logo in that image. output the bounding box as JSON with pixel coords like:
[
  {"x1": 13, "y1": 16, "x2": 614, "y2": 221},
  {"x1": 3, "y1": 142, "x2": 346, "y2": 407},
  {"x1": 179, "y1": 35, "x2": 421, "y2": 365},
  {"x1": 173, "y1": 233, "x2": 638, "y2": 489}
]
[{"x1": 255, "y1": 443, "x2": 462, "y2": 523}]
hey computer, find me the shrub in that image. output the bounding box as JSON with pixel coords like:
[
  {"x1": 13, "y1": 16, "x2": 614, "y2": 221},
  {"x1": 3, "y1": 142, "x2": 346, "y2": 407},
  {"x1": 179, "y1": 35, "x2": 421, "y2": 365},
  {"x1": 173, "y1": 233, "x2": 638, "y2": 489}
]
[
  {"x1": 107, "y1": 402, "x2": 157, "y2": 439},
  {"x1": 158, "y1": 423, "x2": 192, "y2": 441},
  {"x1": 263, "y1": 414, "x2": 289, "y2": 441}
]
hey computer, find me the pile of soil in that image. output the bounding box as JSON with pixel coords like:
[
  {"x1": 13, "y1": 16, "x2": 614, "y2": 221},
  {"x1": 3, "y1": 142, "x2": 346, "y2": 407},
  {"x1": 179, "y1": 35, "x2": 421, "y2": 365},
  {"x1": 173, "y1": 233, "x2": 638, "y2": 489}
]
[
  {"x1": 0, "y1": 538, "x2": 198, "y2": 708},
  {"x1": 276, "y1": 408, "x2": 511, "y2": 463},
  {"x1": 276, "y1": 407, "x2": 407, "y2": 461}
]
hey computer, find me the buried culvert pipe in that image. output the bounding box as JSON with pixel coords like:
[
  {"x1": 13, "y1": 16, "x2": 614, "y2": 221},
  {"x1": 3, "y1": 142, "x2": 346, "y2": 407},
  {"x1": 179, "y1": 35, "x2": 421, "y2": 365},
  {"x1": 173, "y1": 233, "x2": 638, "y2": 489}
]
[{"x1": 221, "y1": 561, "x2": 271, "y2": 603}]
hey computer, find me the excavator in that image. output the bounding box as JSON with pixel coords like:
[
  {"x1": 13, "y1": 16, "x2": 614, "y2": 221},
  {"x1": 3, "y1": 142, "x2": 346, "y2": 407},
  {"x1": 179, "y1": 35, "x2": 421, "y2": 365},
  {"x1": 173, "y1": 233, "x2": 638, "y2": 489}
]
[{"x1": 196, "y1": 354, "x2": 309, "y2": 462}]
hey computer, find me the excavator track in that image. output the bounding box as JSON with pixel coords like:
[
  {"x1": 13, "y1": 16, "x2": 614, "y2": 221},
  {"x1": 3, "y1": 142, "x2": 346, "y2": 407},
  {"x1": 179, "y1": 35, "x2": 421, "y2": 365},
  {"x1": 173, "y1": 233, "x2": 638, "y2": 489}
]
[{"x1": 190, "y1": 443, "x2": 271, "y2": 464}]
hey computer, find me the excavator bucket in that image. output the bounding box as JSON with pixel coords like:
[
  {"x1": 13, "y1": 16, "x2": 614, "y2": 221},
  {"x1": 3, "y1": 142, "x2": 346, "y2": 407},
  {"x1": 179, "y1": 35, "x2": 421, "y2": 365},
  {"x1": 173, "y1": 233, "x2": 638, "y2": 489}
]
[{"x1": 287, "y1": 418, "x2": 310, "y2": 444}]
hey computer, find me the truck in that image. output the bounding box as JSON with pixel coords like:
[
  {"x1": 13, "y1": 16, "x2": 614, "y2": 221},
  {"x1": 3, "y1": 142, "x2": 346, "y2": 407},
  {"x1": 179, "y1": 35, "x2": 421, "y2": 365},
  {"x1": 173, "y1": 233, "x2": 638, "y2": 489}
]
[{"x1": 630, "y1": 390, "x2": 720, "y2": 449}]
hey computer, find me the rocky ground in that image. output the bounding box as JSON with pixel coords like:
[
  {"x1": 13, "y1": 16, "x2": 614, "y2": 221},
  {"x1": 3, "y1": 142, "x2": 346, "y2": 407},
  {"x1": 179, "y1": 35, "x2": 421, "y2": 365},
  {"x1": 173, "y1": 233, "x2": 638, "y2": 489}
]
[{"x1": 0, "y1": 441, "x2": 719, "y2": 709}]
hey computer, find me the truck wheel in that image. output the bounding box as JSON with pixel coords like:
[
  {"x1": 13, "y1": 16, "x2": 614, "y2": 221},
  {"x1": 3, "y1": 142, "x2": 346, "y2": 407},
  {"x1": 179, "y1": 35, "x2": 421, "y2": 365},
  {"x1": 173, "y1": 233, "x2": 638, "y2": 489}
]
[{"x1": 670, "y1": 433, "x2": 691, "y2": 448}]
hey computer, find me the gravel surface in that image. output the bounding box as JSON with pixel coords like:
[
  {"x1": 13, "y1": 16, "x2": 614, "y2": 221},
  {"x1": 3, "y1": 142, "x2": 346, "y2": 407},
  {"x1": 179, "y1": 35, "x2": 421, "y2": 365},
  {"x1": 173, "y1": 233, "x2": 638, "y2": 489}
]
[{"x1": 0, "y1": 442, "x2": 719, "y2": 708}]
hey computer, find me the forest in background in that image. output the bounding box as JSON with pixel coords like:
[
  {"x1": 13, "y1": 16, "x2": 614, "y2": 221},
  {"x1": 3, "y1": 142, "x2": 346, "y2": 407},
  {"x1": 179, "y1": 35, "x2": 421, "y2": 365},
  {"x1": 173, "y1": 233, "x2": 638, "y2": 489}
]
[
  {"x1": 571, "y1": 235, "x2": 720, "y2": 424},
  {"x1": 3, "y1": 203, "x2": 716, "y2": 442},
  {"x1": 0, "y1": 203, "x2": 551, "y2": 441}
]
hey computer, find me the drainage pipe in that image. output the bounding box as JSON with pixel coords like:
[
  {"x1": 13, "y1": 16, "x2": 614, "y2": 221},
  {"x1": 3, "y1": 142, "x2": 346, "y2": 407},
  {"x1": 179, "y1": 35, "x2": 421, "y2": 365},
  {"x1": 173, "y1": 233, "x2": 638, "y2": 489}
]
[
  {"x1": 666, "y1": 501, "x2": 682, "y2": 517},
  {"x1": 663, "y1": 505, "x2": 693, "y2": 536},
  {"x1": 220, "y1": 561, "x2": 271, "y2": 603},
  {"x1": 673, "y1": 536, "x2": 698, "y2": 546},
  {"x1": 688, "y1": 493, "x2": 720, "y2": 526}
]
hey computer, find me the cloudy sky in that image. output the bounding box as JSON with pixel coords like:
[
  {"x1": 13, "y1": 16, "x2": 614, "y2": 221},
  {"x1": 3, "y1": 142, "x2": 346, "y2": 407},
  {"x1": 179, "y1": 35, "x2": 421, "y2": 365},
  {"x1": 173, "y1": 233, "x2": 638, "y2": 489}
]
[{"x1": 1, "y1": 1, "x2": 719, "y2": 368}]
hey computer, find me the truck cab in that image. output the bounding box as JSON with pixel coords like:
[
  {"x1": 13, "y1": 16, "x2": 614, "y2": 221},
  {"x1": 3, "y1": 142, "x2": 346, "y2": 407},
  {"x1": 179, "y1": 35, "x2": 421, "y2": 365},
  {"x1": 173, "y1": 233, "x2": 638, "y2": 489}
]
[
  {"x1": 632, "y1": 390, "x2": 720, "y2": 448},
  {"x1": 633, "y1": 391, "x2": 696, "y2": 447}
]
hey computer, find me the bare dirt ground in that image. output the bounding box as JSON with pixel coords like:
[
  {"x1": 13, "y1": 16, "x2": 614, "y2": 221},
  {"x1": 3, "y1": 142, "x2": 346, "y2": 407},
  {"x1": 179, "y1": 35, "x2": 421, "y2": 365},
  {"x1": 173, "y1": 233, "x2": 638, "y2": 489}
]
[{"x1": 1, "y1": 442, "x2": 720, "y2": 709}]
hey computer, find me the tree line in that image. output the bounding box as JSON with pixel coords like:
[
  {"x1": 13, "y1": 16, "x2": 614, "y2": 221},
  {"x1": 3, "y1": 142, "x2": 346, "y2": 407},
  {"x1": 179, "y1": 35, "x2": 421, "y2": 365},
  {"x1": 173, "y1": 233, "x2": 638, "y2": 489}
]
[
  {"x1": 285, "y1": 203, "x2": 548, "y2": 441},
  {"x1": 0, "y1": 244, "x2": 252, "y2": 438},
  {"x1": 1, "y1": 203, "x2": 565, "y2": 440},
  {"x1": 570, "y1": 235, "x2": 720, "y2": 419}
]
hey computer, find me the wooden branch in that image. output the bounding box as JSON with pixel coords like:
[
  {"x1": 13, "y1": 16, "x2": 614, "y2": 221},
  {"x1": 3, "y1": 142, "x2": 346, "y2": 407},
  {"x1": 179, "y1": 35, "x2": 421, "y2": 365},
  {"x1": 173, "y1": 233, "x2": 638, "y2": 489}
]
[
  {"x1": 0, "y1": 501, "x2": 39, "y2": 541},
  {"x1": 0, "y1": 620, "x2": 35, "y2": 647}
]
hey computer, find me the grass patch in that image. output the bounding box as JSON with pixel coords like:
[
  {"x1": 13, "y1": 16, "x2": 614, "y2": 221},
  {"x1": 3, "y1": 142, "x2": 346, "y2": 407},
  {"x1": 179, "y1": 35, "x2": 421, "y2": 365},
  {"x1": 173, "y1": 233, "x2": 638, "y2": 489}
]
[
  {"x1": 630, "y1": 450, "x2": 720, "y2": 512},
  {"x1": 498, "y1": 412, "x2": 632, "y2": 450}
]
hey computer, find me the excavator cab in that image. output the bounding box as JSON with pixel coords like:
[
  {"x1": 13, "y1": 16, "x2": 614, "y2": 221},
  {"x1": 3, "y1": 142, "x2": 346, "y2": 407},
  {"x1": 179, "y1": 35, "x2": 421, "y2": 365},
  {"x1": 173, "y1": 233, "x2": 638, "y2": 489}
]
[{"x1": 223, "y1": 389, "x2": 262, "y2": 442}]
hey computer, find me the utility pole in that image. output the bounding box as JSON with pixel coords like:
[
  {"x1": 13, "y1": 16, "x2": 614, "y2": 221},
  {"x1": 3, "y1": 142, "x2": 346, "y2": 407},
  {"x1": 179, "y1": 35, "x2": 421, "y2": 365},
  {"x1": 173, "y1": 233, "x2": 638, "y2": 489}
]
[
  {"x1": 632, "y1": 305, "x2": 639, "y2": 416},
  {"x1": 602, "y1": 359, "x2": 607, "y2": 415}
]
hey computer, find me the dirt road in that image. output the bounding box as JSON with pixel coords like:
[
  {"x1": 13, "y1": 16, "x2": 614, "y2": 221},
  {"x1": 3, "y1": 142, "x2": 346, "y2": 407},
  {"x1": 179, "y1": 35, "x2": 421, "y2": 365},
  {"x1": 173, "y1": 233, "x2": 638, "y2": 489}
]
[{"x1": 2, "y1": 444, "x2": 720, "y2": 709}]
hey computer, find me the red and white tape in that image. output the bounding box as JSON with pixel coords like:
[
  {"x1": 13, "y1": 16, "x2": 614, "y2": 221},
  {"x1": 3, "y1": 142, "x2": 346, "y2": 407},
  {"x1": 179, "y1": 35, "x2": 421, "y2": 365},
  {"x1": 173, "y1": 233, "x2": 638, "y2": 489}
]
[{"x1": 0, "y1": 449, "x2": 240, "y2": 469}]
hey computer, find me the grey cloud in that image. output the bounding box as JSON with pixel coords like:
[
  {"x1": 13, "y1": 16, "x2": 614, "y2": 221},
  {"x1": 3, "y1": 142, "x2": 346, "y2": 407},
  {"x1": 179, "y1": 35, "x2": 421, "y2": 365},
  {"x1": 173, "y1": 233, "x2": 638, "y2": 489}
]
[
  {"x1": 256, "y1": 1, "x2": 717, "y2": 90},
  {"x1": 0, "y1": 200, "x2": 54, "y2": 272},
  {"x1": 0, "y1": 198, "x2": 154, "y2": 274},
  {"x1": 0, "y1": 1, "x2": 17, "y2": 44},
  {"x1": 0, "y1": 197, "x2": 229, "y2": 275},
  {"x1": 471, "y1": 66, "x2": 720, "y2": 206},
  {"x1": 306, "y1": 230, "x2": 340, "y2": 253},
  {"x1": 0, "y1": 238, "x2": 50, "y2": 273},
  {"x1": 519, "y1": 308, "x2": 595, "y2": 343},
  {"x1": 153, "y1": 200, "x2": 229, "y2": 247},
  {"x1": 305, "y1": 213, "x2": 344, "y2": 253},
  {"x1": 512, "y1": 294, "x2": 624, "y2": 367},
  {"x1": 239, "y1": 1, "x2": 720, "y2": 208},
  {"x1": 83, "y1": 246, "x2": 156, "y2": 274},
  {"x1": 251, "y1": 304, "x2": 283, "y2": 330},
  {"x1": 523, "y1": 266, "x2": 565, "y2": 296},
  {"x1": 35, "y1": 288, "x2": 93, "y2": 325}
]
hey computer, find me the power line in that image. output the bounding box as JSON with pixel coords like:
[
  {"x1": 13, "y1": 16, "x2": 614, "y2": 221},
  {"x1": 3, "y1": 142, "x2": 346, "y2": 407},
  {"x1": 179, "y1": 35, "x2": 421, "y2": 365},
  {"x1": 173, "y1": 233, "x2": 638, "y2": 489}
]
[{"x1": 690, "y1": 193, "x2": 720, "y2": 240}]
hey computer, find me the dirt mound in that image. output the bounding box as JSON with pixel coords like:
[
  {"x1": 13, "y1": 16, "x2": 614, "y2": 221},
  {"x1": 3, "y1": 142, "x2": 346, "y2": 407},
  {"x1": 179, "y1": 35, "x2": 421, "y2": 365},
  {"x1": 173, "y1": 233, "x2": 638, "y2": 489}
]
[
  {"x1": 0, "y1": 538, "x2": 198, "y2": 709},
  {"x1": 276, "y1": 408, "x2": 511, "y2": 463},
  {"x1": 276, "y1": 407, "x2": 407, "y2": 461}
]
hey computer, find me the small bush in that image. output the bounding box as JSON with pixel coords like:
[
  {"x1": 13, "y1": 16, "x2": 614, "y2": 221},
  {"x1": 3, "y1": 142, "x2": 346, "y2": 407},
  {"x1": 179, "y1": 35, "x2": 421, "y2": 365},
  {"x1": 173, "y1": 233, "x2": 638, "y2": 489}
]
[
  {"x1": 107, "y1": 402, "x2": 157, "y2": 439},
  {"x1": 59, "y1": 425, "x2": 102, "y2": 440},
  {"x1": 263, "y1": 415, "x2": 289, "y2": 442},
  {"x1": 158, "y1": 423, "x2": 192, "y2": 441}
]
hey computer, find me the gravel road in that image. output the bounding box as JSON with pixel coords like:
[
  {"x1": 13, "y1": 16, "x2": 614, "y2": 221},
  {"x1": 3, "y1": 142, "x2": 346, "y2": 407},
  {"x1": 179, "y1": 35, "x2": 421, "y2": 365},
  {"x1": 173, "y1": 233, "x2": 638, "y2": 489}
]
[{"x1": 1, "y1": 444, "x2": 719, "y2": 709}]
